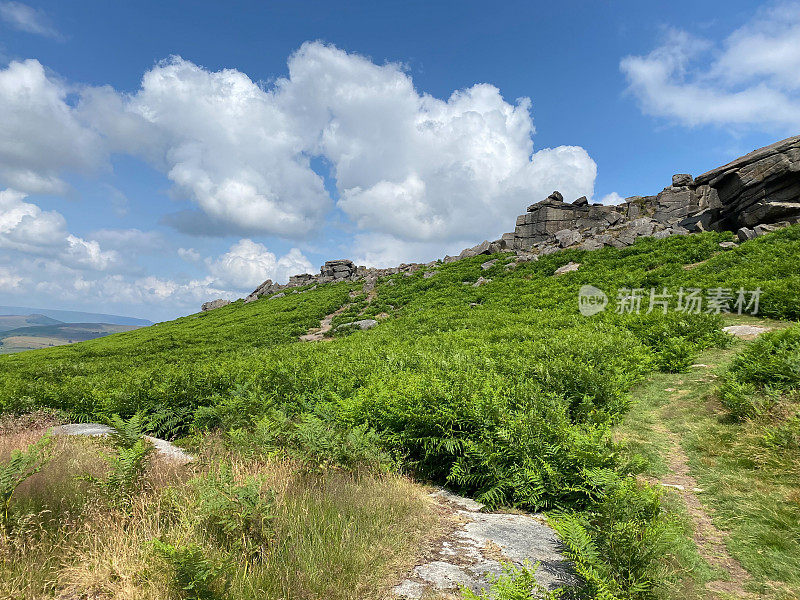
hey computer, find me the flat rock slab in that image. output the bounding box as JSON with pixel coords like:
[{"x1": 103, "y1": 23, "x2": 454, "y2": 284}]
[
  {"x1": 393, "y1": 489, "x2": 573, "y2": 598},
  {"x1": 722, "y1": 325, "x2": 771, "y2": 340},
  {"x1": 50, "y1": 423, "x2": 194, "y2": 464},
  {"x1": 553, "y1": 262, "x2": 580, "y2": 276}
]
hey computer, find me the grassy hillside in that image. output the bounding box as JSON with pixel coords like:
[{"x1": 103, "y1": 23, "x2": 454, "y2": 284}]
[
  {"x1": 0, "y1": 226, "x2": 798, "y2": 599},
  {"x1": 0, "y1": 314, "x2": 62, "y2": 333},
  {"x1": 0, "y1": 322, "x2": 142, "y2": 354}
]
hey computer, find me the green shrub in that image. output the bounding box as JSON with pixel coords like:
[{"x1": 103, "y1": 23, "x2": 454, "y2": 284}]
[
  {"x1": 718, "y1": 379, "x2": 769, "y2": 421},
  {"x1": 0, "y1": 434, "x2": 52, "y2": 533},
  {"x1": 228, "y1": 409, "x2": 391, "y2": 472},
  {"x1": 761, "y1": 414, "x2": 800, "y2": 451},
  {"x1": 552, "y1": 478, "x2": 670, "y2": 600},
  {"x1": 654, "y1": 337, "x2": 696, "y2": 373},
  {"x1": 726, "y1": 326, "x2": 800, "y2": 390},
  {"x1": 151, "y1": 539, "x2": 229, "y2": 600},
  {"x1": 462, "y1": 561, "x2": 559, "y2": 600},
  {"x1": 190, "y1": 462, "x2": 275, "y2": 557},
  {"x1": 89, "y1": 413, "x2": 154, "y2": 506}
]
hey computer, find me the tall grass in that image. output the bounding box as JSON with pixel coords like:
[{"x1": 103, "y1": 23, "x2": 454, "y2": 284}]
[{"x1": 0, "y1": 429, "x2": 437, "y2": 600}]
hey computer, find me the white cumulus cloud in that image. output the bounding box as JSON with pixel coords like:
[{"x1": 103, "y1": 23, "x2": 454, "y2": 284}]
[
  {"x1": 0, "y1": 188, "x2": 118, "y2": 270},
  {"x1": 0, "y1": 59, "x2": 104, "y2": 194},
  {"x1": 621, "y1": 3, "x2": 800, "y2": 132},
  {"x1": 206, "y1": 239, "x2": 313, "y2": 290},
  {"x1": 76, "y1": 42, "x2": 596, "y2": 249}
]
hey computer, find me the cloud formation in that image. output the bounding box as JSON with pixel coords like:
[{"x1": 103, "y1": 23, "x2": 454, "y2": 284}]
[
  {"x1": 0, "y1": 42, "x2": 600, "y2": 315},
  {"x1": 621, "y1": 2, "x2": 800, "y2": 131},
  {"x1": 206, "y1": 239, "x2": 313, "y2": 289},
  {"x1": 0, "y1": 189, "x2": 118, "y2": 270},
  {"x1": 0, "y1": 2, "x2": 60, "y2": 39},
  {"x1": 72, "y1": 42, "x2": 596, "y2": 247},
  {"x1": 0, "y1": 59, "x2": 104, "y2": 194}
]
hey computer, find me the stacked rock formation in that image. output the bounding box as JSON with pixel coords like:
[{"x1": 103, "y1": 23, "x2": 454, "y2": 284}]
[
  {"x1": 512, "y1": 135, "x2": 800, "y2": 253},
  {"x1": 201, "y1": 135, "x2": 800, "y2": 311}
]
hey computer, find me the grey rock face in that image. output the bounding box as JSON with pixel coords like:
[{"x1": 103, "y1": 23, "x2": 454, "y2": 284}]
[
  {"x1": 392, "y1": 489, "x2": 573, "y2": 598},
  {"x1": 459, "y1": 240, "x2": 492, "y2": 259},
  {"x1": 694, "y1": 134, "x2": 800, "y2": 229},
  {"x1": 722, "y1": 325, "x2": 771, "y2": 339},
  {"x1": 201, "y1": 299, "x2": 230, "y2": 312},
  {"x1": 51, "y1": 424, "x2": 194, "y2": 464},
  {"x1": 555, "y1": 229, "x2": 582, "y2": 248},
  {"x1": 289, "y1": 273, "x2": 314, "y2": 286},
  {"x1": 737, "y1": 227, "x2": 756, "y2": 241},
  {"x1": 554, "y1": 262, "x2": 580, "y2": 276},
  {"x1": 672, "y1": 173, "x2": 693, "y2": 187},
  {"x1": 573, "y1": 195, "x2": 589, "y2": 207},
  {"x1": 654, "y1": 186, "x2": 699, "y2": 223},
  {"x1": 321, "y1": 259, "x2": 357, "y2": 280},
  {"x1": 336, "y1": 319, "x2": 378, "y2": 331}
]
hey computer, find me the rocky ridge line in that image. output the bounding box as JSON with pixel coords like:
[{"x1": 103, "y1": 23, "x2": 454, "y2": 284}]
[{"x1": 202, "y1": 135, "x2": 800, "y2": 311}]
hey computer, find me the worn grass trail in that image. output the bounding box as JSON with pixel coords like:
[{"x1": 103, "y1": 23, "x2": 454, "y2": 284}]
[{"x1": 616, "y1": 316, "x2": 800, "y2": 600}]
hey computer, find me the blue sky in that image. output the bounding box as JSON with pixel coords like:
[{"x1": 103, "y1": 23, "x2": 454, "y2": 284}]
[{"x1": 0, "y1": 0, "x2": 798, "y2": 321}]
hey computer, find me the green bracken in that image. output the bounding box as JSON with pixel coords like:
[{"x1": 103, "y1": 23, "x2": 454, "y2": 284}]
[{"x1": 0, "y1": 226, "x2": 798, "y2": 598}]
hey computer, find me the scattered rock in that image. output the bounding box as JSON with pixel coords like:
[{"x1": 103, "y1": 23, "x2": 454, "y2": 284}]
[
  {"x1": 718, "y1": 241, "x2": 738, "y2": 249},
  {"x1": 336, "y1": 319, "x2": 378, "y2": 332},
  {"x1": 581, "y1": 238, "x2": 604, "y2": 251},
  {"x1": 480, "y1": 259, "x2": 498, "y2": 270},
  {"x1": 722, "y1": 325, "x2": 771, "y2": 339},
  {"x1": 672, "y1": 173, "x2": 693, "y2": 187},
  {"x1": 737, "y1": 227, "x2": 756, "y2": 242},
  {"x1": 392, "y1": 489, "x2": 573, "y2": 598},
  {"x1": 269, "y1": 292, "x2": 285, "y2": 300},
  {"x1": 201, "y1": 299, "x2": 230, "y2": 312},
  {"x1": 50, "y1": 424, "x2": 194, "y2": 464},
  {"x1": 554, "y1": 262, "x2": 580, "y2": 276},
  {"x1": 423, "y1": 271, "x2": 436, "y2": 278},
  {"x1": 459, "y1": 240, "x2": 492, "y2": 260},
  {"x1": 472, "y1": 277, "x2": 492, "y2": 287}
]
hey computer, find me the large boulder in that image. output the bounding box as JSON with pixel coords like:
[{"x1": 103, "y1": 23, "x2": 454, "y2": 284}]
[
  {"x1": 320, "y1": 259, "x2": 357, "y2": 280},
  {"x1": 201, "y1": 299, "x2": 230, "y2": 312},
  {"x1": 693, "y1": 134, "x2": 800, "y2": 229}
]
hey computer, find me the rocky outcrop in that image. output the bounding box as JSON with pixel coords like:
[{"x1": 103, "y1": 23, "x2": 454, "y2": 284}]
[
  {"x1": 203, "y1": 135, "x2": 799, "y2": 311},
  {"x1": 512, "y1": 135, "x2": 800, "y2": 253},
  {"x1": 319, "y1": 259, "x2": 357, "y2": 283},
  {"x1": 694, "y1": 135, "x2": 800, "y2": 229},
  {"x1": 201, "y1": 299, "x2": 230, "y2": 312}
]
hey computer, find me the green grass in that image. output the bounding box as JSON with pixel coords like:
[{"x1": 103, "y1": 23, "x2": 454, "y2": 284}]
[
  {"x1": 1, "y1": 226, "x2": 799, "y2": 598},
  {"x1": 615, "y1": 322, "x2": 800, "y2": 599}
]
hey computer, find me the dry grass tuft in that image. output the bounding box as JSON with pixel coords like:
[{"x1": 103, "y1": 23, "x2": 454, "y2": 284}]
[{"x1": 0, "y1": 430, "x2": 438, "y2": 600}]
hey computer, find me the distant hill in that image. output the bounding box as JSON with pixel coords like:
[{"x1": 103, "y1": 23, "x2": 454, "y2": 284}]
[
  {"x1": 0, "y1": 322, "x2": 141, "y2": 354},
  {"x1": 0, "y1": 306, "x2": 152, "y2": 327},
  {"x1": 0, "y1": 314, "x2": 63, "y2": 333}
]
